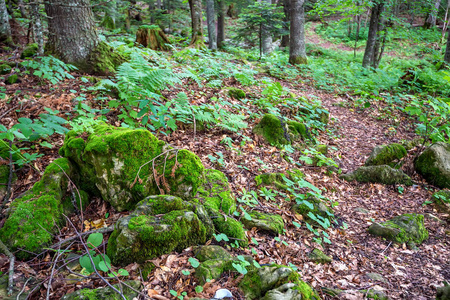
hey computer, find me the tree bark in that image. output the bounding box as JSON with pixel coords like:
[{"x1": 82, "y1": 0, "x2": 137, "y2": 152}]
[
  {"x1": 31, "y1": 1, "x2": 43, "y2": 55},
  {"x1": 217, "y1": 0, "x2": 226, "y2": 48},
  {"x1": 262, "y1": 0, "x2": 273, "y2": 55},
  {"x1": 0, "y1": 0, "x2": 11, "y2": 43},
  {"x1": 45, "y1": 0, "x2": 123, "y2": 74},
  {"x1": 444, "y1": 25, "x2": 450, "y2": 63},
  {"x1": 206, "y1": 0, "x2": 217, "y2": 49},
  {"x1": 424, "y1": 0, "x2": 441, "y2": 28},
  {"x1": 362, "y1": 1, "x2": 384, "y2": 68},
  {"x1": 188, "y1": 0, "x2": 205, "y2": 47},
  {"x1": 289, "y1": 0, "x2": 306, "y2": 64},
  {"x1": 280, "y1": 0, "x2": 290, "y2": 48}
]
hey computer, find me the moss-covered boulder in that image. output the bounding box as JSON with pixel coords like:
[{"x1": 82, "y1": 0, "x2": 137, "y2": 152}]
[
  {"x1": 340, "y1": 165, "x2": 413, "y2": 186},
  {"x1": 368, "y1": 213, "x2": 428, "y2": 244},
  {"x1": 308, "y1": 248, "x2": 332, "y2": 264},
  {"x1": 292, "y1": 195, "x2": 333, "y2": 221},
  {"x1": 195, "y1": 245, "x2": 233, "y2": 262},
  {"x1": 0, "y1": 158, "x2": 76, "y2": 259},
  {"x1": 210, "y1": 212, "x2": 248, "y2": 246},
  {"x1": 255, "y1": 169, "x2": 304, "y2": 191},
  {"x1": 437, "y1": 284, "x2": 450, "y2": 300},
  {"x1": 432, "y1": 190, "x2": 450, "y2": 214},
  {"x1": 61, "y1": 280, "x2": 141, "y2": 300},
  {"x1": 365, "y1": 143, "x2": 407, "y2": 167},
  {"x1": 60, "y1": 124, "x2": 204, "y2": 211},
  {"x1": 253, "y1": 114, "x2": 307, "y2": 147},
  {"x1": 228, "y1": 87, "x2": 246, "y2": 100},
  {"x1": 195, "y1": 169, "x2": 236, "y2": 214},
  {"x1": 0, "y1": 63, "x2": 11, "y2": 75},
  {"x1": 415, "y1": 142, "x2": 450, "y2": 188},
  {"x1": 241, "y1": 211, "x2": 284, "y2": 235},
  {"x1": 195, "y1": 258, "x2": 234, "y2": 285},
  {"x1": 107, "y1": 195, "x2": 213, "y2": 265},
  {"x1": 239, "y1": 265, "x2": 319, "y2": 300},
  {"x1": 21, "y1": 43, "x2": 38, "y2": 58}
]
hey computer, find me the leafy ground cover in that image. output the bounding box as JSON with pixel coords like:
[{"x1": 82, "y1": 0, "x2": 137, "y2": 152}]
[{"x1": 0, "y1": 22, "x2": 449, "y2": 300}]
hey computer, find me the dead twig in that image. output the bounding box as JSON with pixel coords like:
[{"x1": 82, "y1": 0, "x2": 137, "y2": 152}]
[{"x1": 0, "y1": 239, "x2": 15, "y2": 296}]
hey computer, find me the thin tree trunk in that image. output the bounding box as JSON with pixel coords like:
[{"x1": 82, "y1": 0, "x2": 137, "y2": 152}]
[
  {"x1": 289, "y1": 0, "x2": 306, "y2": 64},
  {"x1": 17, "y1": 0, "x2": 28, "y2": 19},
  {"x1": 188, "y1": 0, "x2": 205, "y2": 47},
  {"x1": 362, "y1": 1, "x2": 384, "y2": 68},
  {"x1": 31, "y1": 1, "x2": 43, "y2": 55},
  {"x1": 444, "y1": 24, "x2": 450, "y2": 62},
  {"x1": 280, "y1": 0, "x2": 290, "y2": 48},
  {"x1": 262, "y1": 0, "x2": 273, "y2": 55},
  {"x1": 442, "y1": 0, "x2": 450, "y2": 43},
  {"x1": 217, "y1": 0, "x2": 226, "y2": 48},
  {"x1": 206, "y1": 0, "x2": 217, "y2": 49},
  {"x1": 424, "y1": 0, "x2": 441, "y2": 28},
  {"x1": 0, "y1": 0, "x2": 11, "y2": 42},
  {"x1": 354, "y1": 13, "x2": 361, "y2": 58},
  {"x1": 372, "y1": 12, "x2": 385, "y2": 67}
]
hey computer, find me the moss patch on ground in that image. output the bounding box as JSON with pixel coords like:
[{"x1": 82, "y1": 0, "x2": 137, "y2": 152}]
[
  {"x1": 365, "y1": 143, "x2": 407, "y2": 167},
  {"x1": 253, "y1": 113, "x2": 306, "y2": 147}
]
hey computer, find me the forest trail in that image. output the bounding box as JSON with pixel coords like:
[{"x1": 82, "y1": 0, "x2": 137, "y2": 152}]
[{"x1": 305, "y1": 22, "x2": 358, "y2": 53}]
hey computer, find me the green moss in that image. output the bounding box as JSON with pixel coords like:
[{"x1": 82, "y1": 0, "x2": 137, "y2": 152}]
[
  {"x1": 228, "y1": 87, "x2": 246, "y2": 100},
  {"x1": 196, "y1": 169, "x2": 236, "y2": 214},
  {"x1": 241, "y1": 211, "x2": 284, "y2": 235},
  {"x1": 195, "y1": 245, "x2": 233, "y2": 262},
  {"x1": 307, "y1": 248, "x2": 332, "y2": 264},
  {"x1": 0, "y1": 64, "x2": 11, "y2": 75},
  {"x1": 62, "y1": 190, "x2": 89, "y2": 215},
  {"x1": 365, "y1": 143, "x2": 407, "y2": 166},
  {"x1": 21, "y1": 43, "x2": 38, "y2": 58},
  {"x1": 368, "y1": 213, "x2": 429, "y2": 244},
  {"x1": 0, "y1": 165, "x2": 9, "y2": 184},
  {"x1": 195, "y1": 258, "x2": 234, "y2": 285},
  {"x1": 340, "y1": 165, "x2": 413, "y2": 186},
  {"x1": 414, "y1": 142, "x2": 450, "y2": 188},
  {"x1": 253, "y1": 114, "x2": 306, "y2": 147},
  {"x1": 100, "y1": 14, "x2": 115, "y2": 29},
  {"x1": 140, "y1": 262, "x2": 156, "y2": 280},
  {"x1": 432, "y1": 190, "x2": 450, "y2": 205},
  {"x1": 211, "y1": 212, "x2": 247, "y2": 247}
]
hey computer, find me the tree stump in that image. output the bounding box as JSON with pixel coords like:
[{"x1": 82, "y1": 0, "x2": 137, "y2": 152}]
[{"x1": 135, "y1": 25, "x2": 171, "y2": 51}]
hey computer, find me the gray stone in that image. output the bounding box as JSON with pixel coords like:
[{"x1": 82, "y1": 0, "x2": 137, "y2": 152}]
[
  {"x1": 261, "y1": 283, "x2": 302, "y2": 300},
  {"x1": 365, "y1": 143, "x2": 407, "y2": 167},
  {"x1": 241, "y1": 211, "x2": 284, "y2": 235},
  {"x1": 340, "y1": 165, "x2": 413, "y2": 186},
  {"x1": 368, "y1": 213, "x2": 428, "y2": 244},
  {"x1": 308, "y1": 248, "x2": 332, "y2": 264}
]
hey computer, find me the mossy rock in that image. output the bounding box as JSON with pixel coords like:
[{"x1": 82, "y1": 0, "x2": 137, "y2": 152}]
[
  {"x1": 239, "y1": 265, "x2": 319, "y2": 300},
  {"x1": 0, "y1": 158, "x2": 75, "y2": 259},
  {"x1": 253, "y1": 113, "x2": 307, "y2": 147},
  {"x1": 432, "y1": 190, "x2": 450, "y2": 214},
  {"x1": 5, "y1": 74, "x2": 18, "y2": 84},
  {"x1": 0, "y1": 63, "x2": 11, "y2": 75},
  {"x1": 365, "y1": 143, "x2": 407, "y2": 167},
  {"x1": 340, "y1": 165, "x2": 413, "y2": 186},
  {"x1": 21, "y1": 43, "x2": 38, "y2": 58},
  {"x1": 195, "y1": 258, "x2": 234, "y2": 285},
  {"x1": 307, "y1": 248, "x2": 332, "y2": 264},
  {"x1": 194, "y1": 245, "x2": 233, "y2": 262},
  {"x1": 255, "y1": 169, "x2": 304, "y2": 191},
  {"x1": 59, "y1": 123, "x2": 205, "y2": 211},
  {"x1": 107, "y1": 195, "x2": 213, "y2": 265},
  {"x1": 415, "y1": 142, "x2": 450, "y2": 188},
  {"x1": 195, "y1": 169, "x2": 236, "y2": 214},
  {"x1": 368, "y1": 213, "x2": 429, "y2": 245},
  {"x1": 209, "y1": 210, "x2": 248, "y2": 247},
  {"x1": 292, "y1": 195, "x2": 333, "y2": 221},
  {"x1": 228, "y1": 87, "x2": 246, "y2": 100},
  {"x1": 241, "y1": 211, "x2": 284, "y2": 235},
  {"x1": 437, "y1": 284, "x2": 450, "y2": 300},
  {"x1": 62, "y1": 280, "x2": 142, "y2": 300},
  {"x1": 401, "y1": 137, "x2": 424, "y2": 151}
]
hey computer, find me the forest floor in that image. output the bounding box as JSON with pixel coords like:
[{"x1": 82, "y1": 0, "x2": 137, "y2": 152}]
[{"x1": 0, "y1": 25, "x2": 449, "y2": 300}]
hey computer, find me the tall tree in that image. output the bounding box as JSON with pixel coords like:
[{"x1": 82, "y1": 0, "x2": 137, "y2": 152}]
[
  {"x1": 45, "y1": 0, "x2": 123, "y2": 74},
  {"x1": 0, "y1": 0, "x2": 11, "y2": 43},
  {"x1": 31, "y1": 1, "x2": 44, "y2": 55},
  {"x1": 280, "y1": 0, "x2": 290, "y2": 48},
  {"x1": 444, "y1": 23, "x2": 450, "y2": 63},
  {"x1": 188, "y1": 0, "x2": 205, "y2": 47},
  {"x1": 289, "y1": 0, "x2": 307, "y2": 64},
  {"x1": 206, "y1": 0, "x2": 217, "y2": 49},
  {"x1": 217, "y1": 0, "x2": 226, "y2": 48},
  {"x1": 424, "y1": 0, "x2": 442, "y2": 28},
  {"x1": 362, "y1": 0, "x2": 384, "y2": 68},
  {"x1": 262, "y1": 0, "x2": 273, "y2": 55}
]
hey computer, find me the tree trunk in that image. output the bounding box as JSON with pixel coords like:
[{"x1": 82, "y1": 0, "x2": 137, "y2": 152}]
[
  {"x1": 136, "y1": 25, "x2": 171, "y2": 50},
  {"x1": 188, "y1": 0, "x2": 205, "y2": 48},
  {"x1": 289, "y1": 0, "x2": 306, "y2": 64},
  {"x1": 206, "y1": 0, "x2": 217, "y2": 49},
  {"x1": 31, "y1": 1, "x2": 43, "y2": 55},
  {"x1": 424, "y1": 0, "x2": 441, "y2": 28},
  {"x1": 362, "y1": 1, "x2": 384, "y2": 68},
  {"x1": 262, "y1": 0, "x2": 273, "y2": 55},
  {"x1": 280, "y1": 0, "x2": 290, "y2": 48},
  {"x1": 0, "y1": 0, "x2": 11, "y2": 43},
  {"x1": 444, "y1": 26, "x2": 450, "y2": 63},
  {"x1": 45, "y1": 0, "x2": 123, "y2": 74},
  {"x1": 217, "y1": 0, "x2": 226, "y2": 48}
]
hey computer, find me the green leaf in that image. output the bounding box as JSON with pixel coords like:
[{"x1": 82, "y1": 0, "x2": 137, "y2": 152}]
[
  {"x1": 181, "y1": 270, "x2": 190, "y2": 276},
  {"x1": 79, "y1": 255, "x2": 94, "y2": 273},
  {"x1": 98, "y1": 260, "x2": 112, "y2": 272},
  {"x1": 117, "y1": 269, "x2": 129, "y2": 276},
  {"x1": 86, "y1": 232, "x2": 103, "y2": 248},
  {"x1": 188, "y1": 257, "x2": 200, "y2": 268},
  {"x1": 195, "y1": 286, "x2": 204, "y2": 293}
]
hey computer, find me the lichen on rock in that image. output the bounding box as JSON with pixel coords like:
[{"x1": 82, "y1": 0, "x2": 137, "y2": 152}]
[
  {"x1": 241, "y1": 211, "x2": 284, "y2": 235},
  {"x1": 415, "y1": 142, "x2": 450, "y2": 188},
  {"x1": 253, "y1": 113, "x2": 307, "y2": 147},
  {"x1": 368, "y1": 213, "x2": 429, "y2": 245},
  {"x1": 340, "y1": 165, "x2": 413, "y2": 186},
  {"x1": 365, "y1": 143, "x2": 407, "y2": 167}
]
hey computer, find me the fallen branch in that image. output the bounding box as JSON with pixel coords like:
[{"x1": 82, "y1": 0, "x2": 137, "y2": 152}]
[
  {"x1": 48, "y1": 225, "x2": 114, "y2": 250},
  {"x1": 0, "y1": 239, "x2": 15, "y2": 296}
]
